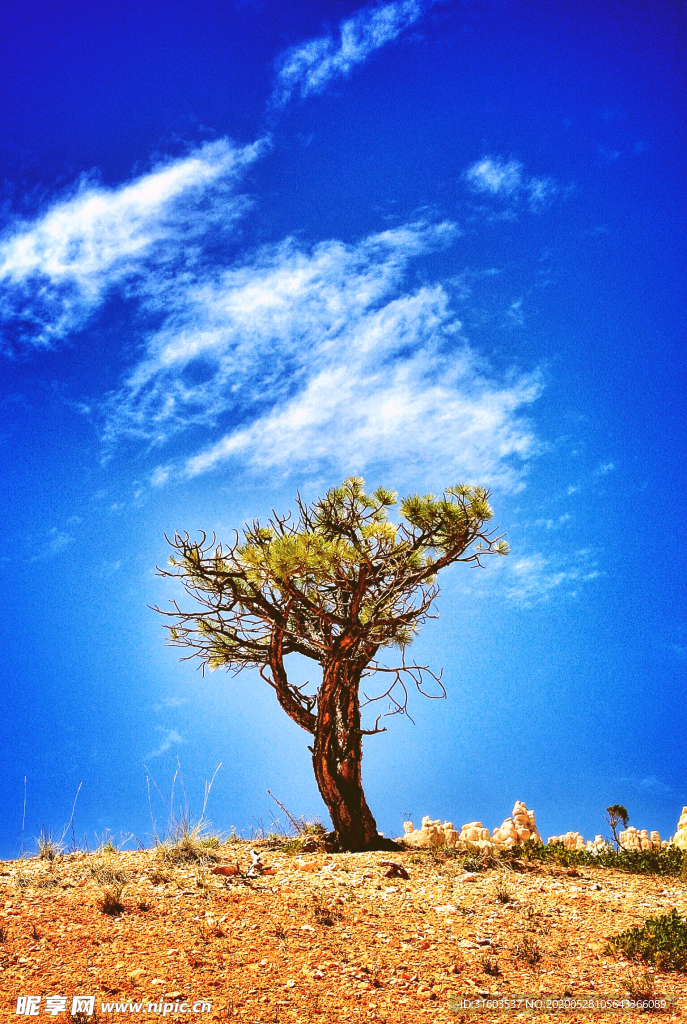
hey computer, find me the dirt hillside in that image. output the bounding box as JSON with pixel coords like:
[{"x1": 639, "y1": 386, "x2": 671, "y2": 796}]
[{"x1": 1, "y1": 842, "x2": 685, "y2": 1022}]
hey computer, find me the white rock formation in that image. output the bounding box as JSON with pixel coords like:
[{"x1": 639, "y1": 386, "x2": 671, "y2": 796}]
[
  {"x1": 547, "y1": 831, "x2": 586, "y2": 850},
  {"x1": 618, "y1": 827, "x2": 667, "y2": 851},
  {"x1": 672, "y1": 807, "x2": 687, "y2": 850},
  {"x1": 402, "y1": 816, "x2": 461, "y2": 849},
  {"x1": 460, "y1": 821, "x2": 492, "y2": 845},
  {"x1": 585, "y1": 834, "x2": 612, "y2": 853},
  {"x1": 492, "y1": 802, "x2": 542, "y2": 847},
  {"x1": 403, "y1": 802, "x2": 542, "y2": 850}
]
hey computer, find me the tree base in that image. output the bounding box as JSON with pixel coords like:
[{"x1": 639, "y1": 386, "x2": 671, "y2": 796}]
[{"x1": 323, "y1": 831, "x2": 403, "y2": 853}]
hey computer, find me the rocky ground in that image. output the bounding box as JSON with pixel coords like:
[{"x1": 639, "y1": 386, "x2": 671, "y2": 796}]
[{"x1": 1, "y1": 841, "x2": 686, "y2": 1022}]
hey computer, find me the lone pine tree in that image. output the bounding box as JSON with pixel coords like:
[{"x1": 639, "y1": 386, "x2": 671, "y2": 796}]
[{"x1": 156, "y1": 477, "x2": 508, "y2": 851}]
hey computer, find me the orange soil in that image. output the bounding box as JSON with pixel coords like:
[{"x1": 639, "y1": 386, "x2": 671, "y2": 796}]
[{"x1": 1, "y1": 843, "x2": 685, "y2": 1023}]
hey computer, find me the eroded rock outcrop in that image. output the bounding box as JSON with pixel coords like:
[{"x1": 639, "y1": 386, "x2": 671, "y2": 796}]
[
  {"x1": 492, "y1": 802, "x2": 542, "y2": 847},
  {"x1": 402, "y1": 804, "x2": 686, "y2": 854},
  {"x1": 402, "y1": 801, "x2": 542, "y2": 850},
  {"x1": 672, "y1": 807, "x2": 687, "y2": 851},
  {"x1": 618, "y1": 827, "x2": 668, "y2": 851},
  {"x1": 547, "y1": 830, "x2": 586, "y2": 850},
  {"x1": 402, "y1": 816, "x2": 461, "y2": 849}
]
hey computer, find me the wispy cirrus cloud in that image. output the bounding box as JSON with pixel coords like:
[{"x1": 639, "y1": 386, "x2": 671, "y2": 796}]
[
  {"x1": 272, "y1": 0, "x2": 426, "y2": 107},
  {"x1": 99, "y1": 218, "x2": 542, "y2": 490},
  {"x1": 505, "y1": 549, "x2": 601, "y2": 606},
  {"x1": 31, "y1": 527, "x2": 75, "y2": 561},
  {"x1": 464, "y1": 157, "x2": 558, "y2": 212},
  {"x1": 1, "y1": 144, "x2": 544, "y2": 490},
  {"x1": 146, "y1": 727, "x2": 184, "y2": 760},
  {"x1": 0, "y1": 57, "x2": 549, "y2": 496},
  {"x1": 0, "y1": 139, "x2": 263, "y2": 352}
]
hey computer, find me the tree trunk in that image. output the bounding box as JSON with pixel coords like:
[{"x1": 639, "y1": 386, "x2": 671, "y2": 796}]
[{"x1": 312, "y1": 648, "x2": 380, "y2": 851}]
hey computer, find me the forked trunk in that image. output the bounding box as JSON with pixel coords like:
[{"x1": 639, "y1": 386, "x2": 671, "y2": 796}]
[{"x1": 312, "y1": 650, "x2": 379, "y2": 851}]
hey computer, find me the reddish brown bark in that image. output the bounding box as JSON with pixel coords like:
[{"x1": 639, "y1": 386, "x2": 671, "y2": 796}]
[{"x1": 311, "y1": 643, "x2": 379, "y2": 851}]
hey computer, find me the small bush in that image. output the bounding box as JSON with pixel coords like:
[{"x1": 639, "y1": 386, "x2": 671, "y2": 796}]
[
  {"x1": 36, "y1": 827, "x2": 65, "y2": 861},
  {"x1": 278, "y1": 838, "x2": 305, "y2": 856},
  {"x1": 312, "y1": 895, "x2": 343, "y2": 927},
  {"x1": 99, "y1": 883, "x2": 126, "y2": 915},
  {"x1": 430, "y1": 843, "x2": 462, "y2": 862},
  {"x1": 160, "y1": 821, "x2": 219, "y2": 863},
  {"x1": 608, "y1": 909, "x2": 687, "y2": 972},
  {"x1": 622, "y1": 968, "x2": 657, "y2": 1001},
  {"x1": 482, "y1": 955, "x2": 501, "y2": 977},
  {"x1": 148, "y1": 865, "x2": 172, "y2": 885},
  {"x1": 90, "y1": 859, "x2": 129, "y2": 886},
  {"x1": 194, "y1": 864, "x2": 210, "y2": 890},
  {"x1": 37, "y1": 877, "x2": 60, "y2": 889},
  {"x1": 0, "y1": 923, "x2": 7, "y2": 942},
  {"x1": 514, "y1": 935, "x2": 542, "y2": 965},
  {"x1": 494, "y1": 878, "x2": 513, "y2": 904}
]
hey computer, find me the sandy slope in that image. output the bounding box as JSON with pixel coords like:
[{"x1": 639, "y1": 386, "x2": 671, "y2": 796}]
[{"x1": 1, "y1": 843, "x2": 685, "y2": 1022}]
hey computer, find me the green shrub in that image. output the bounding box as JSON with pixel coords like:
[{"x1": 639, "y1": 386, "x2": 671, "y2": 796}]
[
  {"x1": 507, "y1": 840, "x2": 686, "y2": 877},
  {"x1": 609, "y1": 909, "x2": 687, "y2": 972},
  {"x1": 278, "y1": 837, "x2": 305, "y2": 856}
]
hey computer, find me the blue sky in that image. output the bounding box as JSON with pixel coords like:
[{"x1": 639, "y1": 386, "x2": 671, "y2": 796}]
[{"x1": 0, "y1": 0, "x2": 684, "y2": 857}]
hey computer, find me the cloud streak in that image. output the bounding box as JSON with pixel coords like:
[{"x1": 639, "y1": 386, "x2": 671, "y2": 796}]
[
  {"x1": 272, "y1": 0, "x2": 426, "y2": 107},
  {"x1": 146, "y1": 728, "x2": 184, "y2": 760},
  {"x1": 465, "y1": 157, "x2": 558, "y2": 212},
  {"x1": 31, "y1": 528, "x2": 75, "y2": 561},
  {"x1": 0, "y1": 41, "x2": 549, "y2": 494},
  {"x1": 0, "y1": 139, "x2": 262, "y2": 351},
  {"x1": 101, "y1": 218, "x2": 541, "y2": 490}
]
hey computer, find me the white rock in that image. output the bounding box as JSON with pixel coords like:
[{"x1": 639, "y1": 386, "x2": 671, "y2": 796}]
[{"x1": 672, "y1": 807, "x2": 687, "y2": 850}]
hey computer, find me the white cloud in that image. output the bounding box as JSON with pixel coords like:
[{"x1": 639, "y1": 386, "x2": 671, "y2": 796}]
[
  {"x1": 272, "y1": 0, "x2": 425, "y2": 107},
  {"x1": 466, "y1": 158, "x2": 523, "y2": 196},
  {"x1": 595, "y1": 461, "x2": 615, "y2": 476},
  {"x1": 1, "y1": 133, "x2": 547, "y2": 493},
  {"x1": 0, "y1": 139, "x2": 263, "y2": 350},
  {"x1": 95, "y1": 217, "x2": 541, "y2": 490},
  {"x1": 152, "y1": 697, "x2": 189, "y2": 712},
  {"x1": 464, "y1": 157, "x2": 558, "y2": 213},
  {"x1": 146, "y1": 727, "x2": 184, "y2": 759},
  {"x1": 184, "y1": 333, "x2": 541, "y2": 489},
  {"x1": 31, "y1": 527, "x2": 75, "y2": 561},
  {"x1": 151, "y1": 465, "x2": 172, "y2": 488},
  {"x1": 505, "y1": 549, "x2": 600, "y2": 606},
  {"x1": 95, "y1": 560, "x2": 122, "y2": 580}
]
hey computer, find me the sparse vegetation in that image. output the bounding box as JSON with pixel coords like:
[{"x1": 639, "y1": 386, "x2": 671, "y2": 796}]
[
  {"x1": 158, "y1": 820, "x2": 221, "y2": 864},
  {"x1": 36, "y1": 826, "x2": 65, "y2": 861},
  {"x1": 148, "y1": 864, "x2": 172, "y2": 885},
  {"x1": 193, "y1": 863, "x2": 210, "y2": 890},
  {"x1": 89, "y1": 857, "x2": 129, "y2": 886},
  {"x1": 482, "y1": 954, "x2": 501, "y2": 976},
  {"x1": 513, "y1": 934, "x2": 542, "y2": 965},
  {"x1": 312, "y1": 894, "x2": 343, "y2": 927},
  {"x1": 622, "y1": 968, "x2": 658, "y2": 1002},
  {"x1": 98, "y1": 882, "x2": 126, "y2": 915},
  {"x1": 508, "y1": 839, "x2": 686, "y2": 877},
  {"x1": 494, "y1": 877, "x2": 513, "y2": 903},
  {"x1": 609, "y1": 909, "x2": 687, "y2": 972}
]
